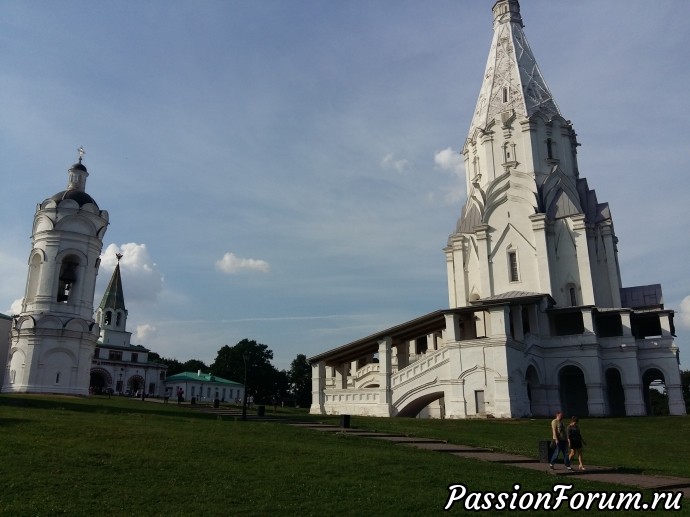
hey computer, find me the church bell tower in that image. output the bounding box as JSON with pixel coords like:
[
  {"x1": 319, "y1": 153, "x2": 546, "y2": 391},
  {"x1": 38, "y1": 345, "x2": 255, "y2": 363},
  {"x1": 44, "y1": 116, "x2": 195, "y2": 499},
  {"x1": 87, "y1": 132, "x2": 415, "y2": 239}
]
[{"x1": 3, "y1": 150, "x2": 109, "y2": 395}]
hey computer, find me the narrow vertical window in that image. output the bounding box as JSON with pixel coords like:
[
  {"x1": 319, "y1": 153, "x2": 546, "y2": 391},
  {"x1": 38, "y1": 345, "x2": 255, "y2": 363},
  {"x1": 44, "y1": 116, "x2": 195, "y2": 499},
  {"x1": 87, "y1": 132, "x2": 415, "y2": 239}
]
[
  {"x1": 569, "y1": 286, "x2": 577, "y2": 306},
  {"x1": 105, "y1": 310, "x2": 112, "y2": 325},
  {"x1": 502, "y1": 86, "x2": 509, "y2": 103},
  {"x1": 508, "y1": 251, "x2": 519, "y2": 282},
  {"x1": 546, "y1": 138, "x2": 553, "y2": 159},
  {"x1": 55, "y1": 372, "x2": 61, "y2": 384}
]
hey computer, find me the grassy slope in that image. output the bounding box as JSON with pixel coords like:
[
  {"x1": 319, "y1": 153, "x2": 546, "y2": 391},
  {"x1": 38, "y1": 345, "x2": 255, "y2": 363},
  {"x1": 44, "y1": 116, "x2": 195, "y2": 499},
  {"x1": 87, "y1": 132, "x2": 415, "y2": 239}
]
[{"x1": 0, "y1": 395, "x2": 687, "y2": 516}]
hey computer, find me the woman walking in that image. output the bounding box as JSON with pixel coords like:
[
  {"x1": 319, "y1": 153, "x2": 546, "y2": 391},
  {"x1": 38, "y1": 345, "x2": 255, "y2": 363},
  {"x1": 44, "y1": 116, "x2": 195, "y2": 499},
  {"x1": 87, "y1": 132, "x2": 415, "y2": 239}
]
[{"x1": 567, "y1": 416, "x2": 586, "y2": 470}]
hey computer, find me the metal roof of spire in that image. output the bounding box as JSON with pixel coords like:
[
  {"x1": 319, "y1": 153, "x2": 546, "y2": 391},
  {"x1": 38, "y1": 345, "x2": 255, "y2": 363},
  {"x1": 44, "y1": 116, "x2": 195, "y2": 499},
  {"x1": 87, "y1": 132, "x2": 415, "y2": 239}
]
[
  {"x1": 99, "y1": 254, "x2": 126, "y2": 311},
  {"x1": 468, "y1": 0, "x2": 560, "y2": 137}
]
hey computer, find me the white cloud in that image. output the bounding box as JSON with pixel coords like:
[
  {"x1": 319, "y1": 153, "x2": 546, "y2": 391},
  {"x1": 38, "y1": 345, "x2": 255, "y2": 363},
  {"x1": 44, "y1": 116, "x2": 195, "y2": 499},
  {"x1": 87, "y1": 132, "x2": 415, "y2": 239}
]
[
  {"x1": 434, "y1": 147, "x2": 464, "y2": 176},
  {"x1": 8, "y1": 298, "x2": 23, "y2": 316},
  {"x1": 215, "y1": 252, "x2": 270, "y2": 274},
  {"x1": 380, "y1": 153, "x2": 409, "y2": 173},
  {"x1": 99, "y1": 243, "x2": 164, "y2": 303},
  {"x1": 678, "y1": 296, "x2": 690, "y2": 329},
  {"x1": 136, "y1": 323, "x2": 158, "y2": 342}
]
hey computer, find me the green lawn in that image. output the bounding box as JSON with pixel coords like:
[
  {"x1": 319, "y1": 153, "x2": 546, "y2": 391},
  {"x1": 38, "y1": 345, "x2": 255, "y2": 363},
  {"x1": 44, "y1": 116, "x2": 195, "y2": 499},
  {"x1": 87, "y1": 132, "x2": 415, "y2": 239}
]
[
  {"x1": 340, "y1": 414, "x2": 690, "y2": 479},
  {"x1": 0, "y1": 395, "x2": 687, "y2": 516}
]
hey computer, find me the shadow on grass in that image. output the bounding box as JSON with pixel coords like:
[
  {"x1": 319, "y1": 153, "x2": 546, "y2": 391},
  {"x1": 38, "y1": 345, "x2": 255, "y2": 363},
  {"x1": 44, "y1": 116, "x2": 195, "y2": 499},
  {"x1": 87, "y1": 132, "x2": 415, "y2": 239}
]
[
  {"x1": 0, "y1": 394, "x2": 215, "y2": 421},
  {"x1": 0, "y1": 417, "x2": 32, "y2": 427}
]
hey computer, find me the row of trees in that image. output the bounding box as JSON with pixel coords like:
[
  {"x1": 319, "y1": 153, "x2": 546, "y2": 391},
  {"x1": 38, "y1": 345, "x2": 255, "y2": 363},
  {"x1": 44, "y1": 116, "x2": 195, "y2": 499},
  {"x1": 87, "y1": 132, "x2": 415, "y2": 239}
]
[{"x1": 151, "y1": 339, "x2": 312, "y2": 407}]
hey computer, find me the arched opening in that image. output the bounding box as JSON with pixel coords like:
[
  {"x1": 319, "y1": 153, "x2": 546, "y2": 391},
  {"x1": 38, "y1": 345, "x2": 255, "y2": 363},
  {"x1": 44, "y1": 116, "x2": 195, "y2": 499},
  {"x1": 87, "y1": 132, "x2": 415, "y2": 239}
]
[
  {"x1": 90, "y1": 371, "x2": 107, "y2": 394},
  {"x1": 397, "y1": 392, "x2": 445, "y2": 418},
  {"x1": 90, "y1": 368, "x2": 112, "y2": 395},
  {"x1": 642, "y1": 368, "x2": 669, "y2": 415},
  {"x1": 525, "y1": 365, "x2": 547, "y2": 416},
  {"x1": 57, "y1": 256, "x2": 80, "y2": 303},
  {"x1": 559, "y1": 365, "x2": 588, "y2": 417},
  {"x1": 605, "y1": 368, "x2": 626, "y2": 416},
  {"x1": 127, "y1": 375, "x2": 145, "y2": 396}
]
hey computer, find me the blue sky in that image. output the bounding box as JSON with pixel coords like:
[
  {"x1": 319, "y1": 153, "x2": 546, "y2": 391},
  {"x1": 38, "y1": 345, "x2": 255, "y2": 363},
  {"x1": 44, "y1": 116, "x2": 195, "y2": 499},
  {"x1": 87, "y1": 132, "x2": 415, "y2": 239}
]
[{"x1": 1, "y1": 1, "x2": 689, "y2": 370}]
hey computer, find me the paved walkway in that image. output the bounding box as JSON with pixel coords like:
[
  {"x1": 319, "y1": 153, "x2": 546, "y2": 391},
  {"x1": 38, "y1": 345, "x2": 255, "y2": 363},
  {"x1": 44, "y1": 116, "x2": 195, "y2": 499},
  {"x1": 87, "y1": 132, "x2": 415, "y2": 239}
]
[
  {"x1": 167, "y1": 401, "x2": 690, "y2": 499},
  {"x1": 287, "y1": 421, "x2": 690, "y2": 499}
]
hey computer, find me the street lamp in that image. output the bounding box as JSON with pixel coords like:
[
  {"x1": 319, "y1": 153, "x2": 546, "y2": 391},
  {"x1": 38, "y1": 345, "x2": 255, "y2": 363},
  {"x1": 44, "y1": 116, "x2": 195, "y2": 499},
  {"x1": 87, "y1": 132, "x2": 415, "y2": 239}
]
[{"x1": 242, "y1": 352, "x2": 249, "y2": 421}]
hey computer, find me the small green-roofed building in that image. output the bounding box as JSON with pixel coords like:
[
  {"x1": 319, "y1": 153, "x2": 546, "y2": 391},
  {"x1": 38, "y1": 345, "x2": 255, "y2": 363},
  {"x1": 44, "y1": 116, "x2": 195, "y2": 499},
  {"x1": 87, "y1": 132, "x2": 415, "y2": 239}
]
[{"x1": 165, "y1": 370, "x2": 244, "y2": 403}]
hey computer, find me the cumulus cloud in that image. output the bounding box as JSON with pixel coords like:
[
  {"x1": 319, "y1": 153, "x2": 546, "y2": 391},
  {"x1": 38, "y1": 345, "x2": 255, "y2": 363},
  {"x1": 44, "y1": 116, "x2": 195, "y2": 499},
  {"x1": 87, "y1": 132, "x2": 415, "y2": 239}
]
[
  {"x1": 380, "y1": 153, "x2": 409, "y2": 173},
  {"x1": 434, "y1": 147, "x2": 464, "y2": 176},
  {"x1": 136, "y1": 323, "x2": 158, "y2": 342},
  {"x1": 434, "y1": 147, "x2": 464, "y2": 175},
  {"x1": 99, "y1": 243, "x2": 164, "y2": 303},
  {"x1": 678, "y1": 296, "x2": 690, "y2": 329},
  {"x1": 8, "y1": 298, "x2": 23, "y2": 316},
  {"x1": 215, "y1": 252, "x2": 270, "y2": 274},
  {"x1": 433, "y1": 147, "x2": 466, "y2": 205}
]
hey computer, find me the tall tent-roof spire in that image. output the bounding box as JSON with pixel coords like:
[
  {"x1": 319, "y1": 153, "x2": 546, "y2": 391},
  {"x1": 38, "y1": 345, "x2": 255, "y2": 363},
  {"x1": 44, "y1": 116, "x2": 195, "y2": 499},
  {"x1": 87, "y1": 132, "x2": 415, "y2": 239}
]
[
  {"x1": 99, "y1": 254, "x2": 126, "y2": 312},
  {"x1": 468, "y1": 0, "x2": 560, "y2": 138}
]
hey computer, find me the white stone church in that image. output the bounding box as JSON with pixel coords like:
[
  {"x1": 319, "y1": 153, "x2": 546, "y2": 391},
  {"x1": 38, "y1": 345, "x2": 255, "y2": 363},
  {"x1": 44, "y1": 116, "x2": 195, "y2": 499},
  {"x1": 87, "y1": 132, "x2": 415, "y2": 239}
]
[
  {"x1": 1, "y1": 152, "x2": 166, "y2": 396},
  {"x1": 309, "y1": 0, "x2": 686, "y2": 419}
]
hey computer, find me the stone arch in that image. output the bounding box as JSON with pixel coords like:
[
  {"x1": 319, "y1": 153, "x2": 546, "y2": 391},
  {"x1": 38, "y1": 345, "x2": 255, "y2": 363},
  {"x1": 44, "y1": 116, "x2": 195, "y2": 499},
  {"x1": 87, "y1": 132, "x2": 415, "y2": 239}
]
[
  {"x1": 642, "y1": 367, "x2": 669, "y2": 416},
  {"x1": 7, "y1": 349, "x2": 27, "y2": 379},
  {"x1": 605, "y1": 367, "x2": 626, "y2": 417},
  {"x1": 396, "y1": 391, "x2": 445, "y2": 418},
  {"x1": 64, "y1": 318, "x2": 90, "y2": 332},
  {"x1": 127, "y1": 375, "x2": 145, "y2": 395},
  {"x1": 558, "y1": 364, "x2": 589, "y2": 417},
  {"x1": 90, "y1": 368, "x2": 112, "y2": 394}
]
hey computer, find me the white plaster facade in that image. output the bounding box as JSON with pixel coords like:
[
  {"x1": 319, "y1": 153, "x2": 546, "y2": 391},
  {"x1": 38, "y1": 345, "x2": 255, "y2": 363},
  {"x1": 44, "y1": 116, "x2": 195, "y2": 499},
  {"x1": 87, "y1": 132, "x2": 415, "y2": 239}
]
[
  {"x1": 2, "y1": 156, "x2": 109, "y2": 395},
  {"x1": 165, "y1": 371, "x2": 244, "y2": 404},
  {"x1": 309, "y1": 0, "x2": 685, "y2": 419}
]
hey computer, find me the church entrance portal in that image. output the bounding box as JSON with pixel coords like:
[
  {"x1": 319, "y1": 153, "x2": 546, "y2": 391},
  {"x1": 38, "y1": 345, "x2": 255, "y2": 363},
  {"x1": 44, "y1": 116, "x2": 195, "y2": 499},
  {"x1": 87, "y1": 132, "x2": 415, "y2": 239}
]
[{"x1": 559, "y1": 366, "x2": 589, "y2": 417}]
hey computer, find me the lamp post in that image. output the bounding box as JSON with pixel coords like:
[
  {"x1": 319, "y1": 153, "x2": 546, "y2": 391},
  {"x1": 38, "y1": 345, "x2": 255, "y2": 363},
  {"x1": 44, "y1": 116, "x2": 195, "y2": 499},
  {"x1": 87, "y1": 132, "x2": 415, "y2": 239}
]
[{"x1": 242, "y1": 352, "x2": 249, "y2": 421}]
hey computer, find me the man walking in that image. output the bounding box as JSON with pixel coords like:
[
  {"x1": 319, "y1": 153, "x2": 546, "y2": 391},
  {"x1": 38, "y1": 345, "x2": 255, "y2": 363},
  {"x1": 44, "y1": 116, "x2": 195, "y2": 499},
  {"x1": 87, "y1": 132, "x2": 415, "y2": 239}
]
[{"x1": 550, "y1": 411, "x2": 572, "y2": 470}]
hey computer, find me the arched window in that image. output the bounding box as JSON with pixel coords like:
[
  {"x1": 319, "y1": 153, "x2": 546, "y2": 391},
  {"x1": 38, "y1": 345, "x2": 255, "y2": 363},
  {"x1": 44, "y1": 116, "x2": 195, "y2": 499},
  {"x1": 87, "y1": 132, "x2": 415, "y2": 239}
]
[
  {"x1": 508, "y1": 250, "x2": 519, "y2": 282},
  {"x1": 104, "y1": 310, "x2": 112, "y2": 326},
  {"x1": 116, "y1": 312, "x2": 122, "y2": 326}
]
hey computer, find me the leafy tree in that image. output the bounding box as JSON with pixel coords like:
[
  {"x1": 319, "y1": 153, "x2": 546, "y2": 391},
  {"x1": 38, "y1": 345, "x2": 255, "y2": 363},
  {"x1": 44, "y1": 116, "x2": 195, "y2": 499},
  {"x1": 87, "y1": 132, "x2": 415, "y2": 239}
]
[
  {"x1": 211, "y1": 339, "x2": 280, "y2": 403},
  {"x1": 648, "y1": 388, "x2": 669, "y2": 416},
  {"x1": 288, "y1": 353, "x2": 312, "y2": 408},
  {"x1": 182, "y1": 359, "x2": 209, "y2": 373},
  {"x1": 157, "y1": 356, "x2": 184, "y2": 376}
]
